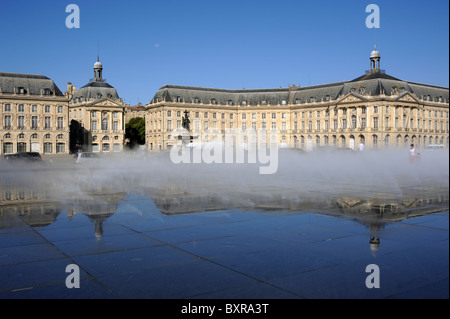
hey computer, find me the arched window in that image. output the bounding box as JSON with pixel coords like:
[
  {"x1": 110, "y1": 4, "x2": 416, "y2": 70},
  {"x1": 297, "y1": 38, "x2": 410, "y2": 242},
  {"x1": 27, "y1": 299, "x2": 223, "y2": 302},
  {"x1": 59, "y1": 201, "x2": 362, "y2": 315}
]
[
  {"x1": 373, "y1": 135, "x2": 378, "y2": 148},
  {"x1": 340, "y1": 135, "x2": 346, "y2": 148},
  {"x1": 102, "y1": 136, "x2": 109, "y2": 141}
]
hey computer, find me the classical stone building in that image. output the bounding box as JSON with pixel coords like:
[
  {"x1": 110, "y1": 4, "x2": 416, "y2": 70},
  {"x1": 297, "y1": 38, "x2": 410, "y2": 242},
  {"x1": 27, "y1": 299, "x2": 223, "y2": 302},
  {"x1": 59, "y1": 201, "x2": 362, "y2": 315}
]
[
  {"x1": 145, "y1": 47, "x2": 449, "y2": 151},
  {"x1": 0, "y1": 72, "x2": 69, "y2": 155},
  {"x1": 68, "y1": 59, "x2": 126, "y2": 153},
  {"x1": 125, "y1": 103, "x2": 146, "y2": 124}
]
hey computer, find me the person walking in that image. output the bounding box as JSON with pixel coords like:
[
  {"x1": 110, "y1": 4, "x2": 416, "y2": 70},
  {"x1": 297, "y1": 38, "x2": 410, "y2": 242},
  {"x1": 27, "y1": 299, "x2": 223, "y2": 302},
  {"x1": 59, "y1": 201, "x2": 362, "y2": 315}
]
[{"x1": 409, "y1": 144, "x2": 416, "y2": 163}]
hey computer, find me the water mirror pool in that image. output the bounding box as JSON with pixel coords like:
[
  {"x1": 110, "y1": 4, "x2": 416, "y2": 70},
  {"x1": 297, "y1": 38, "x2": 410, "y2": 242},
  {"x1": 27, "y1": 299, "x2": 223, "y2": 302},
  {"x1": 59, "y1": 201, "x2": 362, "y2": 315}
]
[{"x1": 0, "y1": 151, "x2": 448, "y2": 299}]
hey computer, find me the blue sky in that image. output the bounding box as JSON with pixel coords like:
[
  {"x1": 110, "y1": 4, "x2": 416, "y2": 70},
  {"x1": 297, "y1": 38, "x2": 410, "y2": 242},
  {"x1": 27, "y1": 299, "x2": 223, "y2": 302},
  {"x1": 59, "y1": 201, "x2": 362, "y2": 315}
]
[{"x1": 0, "y1": 0, "x2": 448, "y2": 105}]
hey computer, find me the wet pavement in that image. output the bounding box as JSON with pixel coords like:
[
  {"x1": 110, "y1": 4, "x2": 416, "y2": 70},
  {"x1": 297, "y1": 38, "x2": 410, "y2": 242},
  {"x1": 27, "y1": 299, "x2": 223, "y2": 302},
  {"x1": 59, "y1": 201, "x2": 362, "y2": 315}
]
[{"x1": 0, "y1": 151, "x2": 448, "y2": 299}]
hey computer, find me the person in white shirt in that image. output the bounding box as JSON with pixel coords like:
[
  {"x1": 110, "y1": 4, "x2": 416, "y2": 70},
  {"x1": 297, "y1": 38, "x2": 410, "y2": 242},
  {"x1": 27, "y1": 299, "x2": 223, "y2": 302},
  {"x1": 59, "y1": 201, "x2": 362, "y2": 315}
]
[
  {"x1": 358, "y1": 142, "x2": 365, "y2": 152},
  {"x1": 409, "y1": 144, "x2": 416, "y2": 162}
]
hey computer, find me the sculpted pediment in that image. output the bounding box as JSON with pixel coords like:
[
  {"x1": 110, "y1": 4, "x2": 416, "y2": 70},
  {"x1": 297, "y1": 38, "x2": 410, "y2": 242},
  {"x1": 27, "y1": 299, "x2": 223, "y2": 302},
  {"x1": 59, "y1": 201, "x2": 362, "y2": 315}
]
[
  {"x1": 88, "y1": 98, "x2": 123, "y2": 108},
  {"x1": 339, "y1": 93, "x2": 365, "y2": 104},
  {"x1": 396, "y1": 92, "x2": 420, "y2": 103}
]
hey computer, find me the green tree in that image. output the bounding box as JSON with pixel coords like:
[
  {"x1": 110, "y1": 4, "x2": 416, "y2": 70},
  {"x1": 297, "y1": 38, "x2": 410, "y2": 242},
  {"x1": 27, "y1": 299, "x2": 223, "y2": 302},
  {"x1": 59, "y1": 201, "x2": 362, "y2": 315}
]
[{"x1": 125, "y1": 117, "x2": 145, "y2": 148}]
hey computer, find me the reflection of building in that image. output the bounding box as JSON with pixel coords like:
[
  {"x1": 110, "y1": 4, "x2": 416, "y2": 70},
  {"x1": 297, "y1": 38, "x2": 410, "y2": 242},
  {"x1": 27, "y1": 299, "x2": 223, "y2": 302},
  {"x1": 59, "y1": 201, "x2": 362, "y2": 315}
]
[
  {"x1": 145, "y1": 47, "x2": 449, "y2": 151},
  {"x1": 369, "y1": 224, "x2": 381, "y2": 257},
  {"x1": 67, "y1": 58, "x2": 126, "y2": 153},
  {"x1": 68, "y1": 189, "x2": 126, "y2": 239},
  {"x1": 146, "y1": 185, "x2": 449, "y2": 256},
  {"x1": 0, "y1": 180, "x2": 61, "y2": 227},
  {"x1": 335, "y1": 195, "x2": 450, "y2": 257},
  {"x1": 0, "y1": 204, "x2": 61, "y2": 228},
  {"x1": 0, "y1": 72, "x2": 69, "y2": 155}
]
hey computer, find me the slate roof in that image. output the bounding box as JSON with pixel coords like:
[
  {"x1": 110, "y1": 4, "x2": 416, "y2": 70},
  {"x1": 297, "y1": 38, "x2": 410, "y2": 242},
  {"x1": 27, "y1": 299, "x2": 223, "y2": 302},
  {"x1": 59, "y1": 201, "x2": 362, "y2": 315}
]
[
  {"x1": 150, "y1": 71, "x2": 449, "y2": 106},
  {"x1": 0, "y1": 72, "x2": 64, "y2": 96},
  {"x1": 72, "y1": 80, "x2": 120, "y2": 102}
]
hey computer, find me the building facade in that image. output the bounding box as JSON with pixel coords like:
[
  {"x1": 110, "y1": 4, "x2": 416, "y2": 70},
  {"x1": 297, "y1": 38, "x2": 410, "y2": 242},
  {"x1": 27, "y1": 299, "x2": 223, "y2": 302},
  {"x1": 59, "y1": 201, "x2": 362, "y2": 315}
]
[
  {"x1": 145, "y1": 48, "x2": 449, "y2": 151},
  {"x1": 68, "y1": 59, "x2": 126, "y2": 153},
  {"x1": 0, "y1": 72, "x2": 69, "y2": 155}
]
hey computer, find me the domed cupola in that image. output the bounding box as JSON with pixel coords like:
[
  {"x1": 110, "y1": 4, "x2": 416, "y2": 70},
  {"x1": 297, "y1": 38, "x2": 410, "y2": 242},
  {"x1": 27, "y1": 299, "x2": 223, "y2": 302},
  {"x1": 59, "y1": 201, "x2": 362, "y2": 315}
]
[
  {"x1": 370, "y1": 45, "x2": 381, "y2": 72},
  {"x1": 93, "y1": 58, "x2": 103, "y2": 82},
  {"x1": 71, "y1": 58, "x2": 120, "y2": 103}
]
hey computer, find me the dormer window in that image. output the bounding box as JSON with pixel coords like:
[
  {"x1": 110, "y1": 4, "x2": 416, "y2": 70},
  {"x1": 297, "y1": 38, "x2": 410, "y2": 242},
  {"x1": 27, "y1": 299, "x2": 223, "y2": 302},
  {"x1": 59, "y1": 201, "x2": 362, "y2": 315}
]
[
  {"x1": 295, "y1": 98, "x2": 299, "y2": 104},
  {"x1": 281, "y1": 100, "x2": 286, "y2": 105},
  {"x1": 228, "y1": 100, "x2": 234, "y2": 106},
  {"x1": 194, "y1": 97, "x2": 200, "y2": 103},
  {"x1": 97, "y1": 93, "x2": 102, "y2": 99},
  {"x1": 176, "y1": 96, "x2": 183, "y2": 102},
  {"x1": 211, "y1": 99, "x2": 217, "y2": 105},
  {"x1": 325, "y1": 95, "x2": 330, "y2": 101},
  {"x1": 261, "y1": 100, "x2": 267, "y2": 106},
  {"x1": 44, "y1": 88, "x2": 52, "y2": 96},
  {"x1": 309, "y1": 97, "x2": 315, "y2": 103},
  {"x1": 107, "y1": 94, "x2": 113, "y2": 99},
  {"x1": 241, "y1": 100, "x2": 247, "y2": 106},
  {"x1": 18, "y1": 87, "x2": 25, "y2": 94}
]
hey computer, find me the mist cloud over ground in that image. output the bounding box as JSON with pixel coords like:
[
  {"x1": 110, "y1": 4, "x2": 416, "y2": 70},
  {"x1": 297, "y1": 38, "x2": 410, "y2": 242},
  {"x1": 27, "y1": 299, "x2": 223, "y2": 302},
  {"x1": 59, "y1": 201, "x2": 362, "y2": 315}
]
[{"x1": 1, "y1": 148, "x2": 448, "y2": 209}]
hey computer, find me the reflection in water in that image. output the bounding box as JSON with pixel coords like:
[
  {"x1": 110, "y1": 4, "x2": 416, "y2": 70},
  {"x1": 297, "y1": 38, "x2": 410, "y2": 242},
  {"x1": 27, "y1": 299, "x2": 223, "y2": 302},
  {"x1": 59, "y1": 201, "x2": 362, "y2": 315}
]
[
  {"x1": 0, "y1": 178, "x2": 126, "y2": 239},
  {"x1": 0, "y1": 151, "x2": 448, "y2": 252}
]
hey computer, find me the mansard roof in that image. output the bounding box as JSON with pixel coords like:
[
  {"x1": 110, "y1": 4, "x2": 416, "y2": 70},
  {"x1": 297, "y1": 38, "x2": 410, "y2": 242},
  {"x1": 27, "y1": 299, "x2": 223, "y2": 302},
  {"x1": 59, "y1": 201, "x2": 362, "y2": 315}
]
[
  {"x1": 71, "y1": 80, "x2": 120, "y2": 102},
  {"x1": 150, "y1": 72, "x2": 449, "y2": 107},
  {"x1": 0, "y1": 72, "x2": 64, "y2": 96}
]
